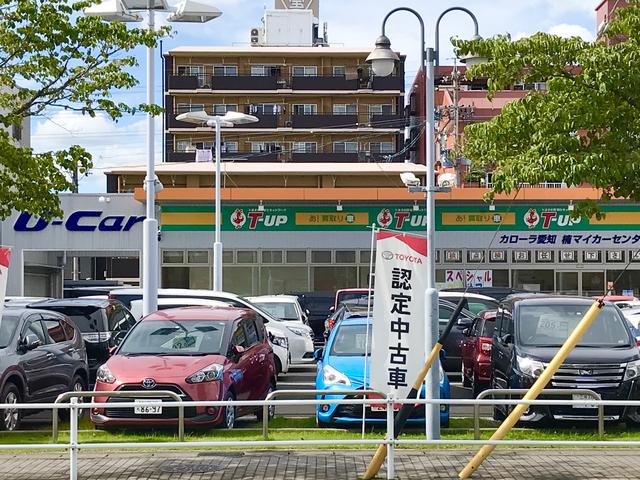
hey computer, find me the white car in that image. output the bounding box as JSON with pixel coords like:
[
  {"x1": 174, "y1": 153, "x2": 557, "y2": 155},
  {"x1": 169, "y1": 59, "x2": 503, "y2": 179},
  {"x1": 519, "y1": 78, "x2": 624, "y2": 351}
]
[
  {"x1": 622, "y1": 306, "x2": 640, "y2": 329},
  {"x1": 127, "y1": 296, "x2": 290, "y2": 375},
  {"x1": 438, "y1": 291, "x2": 499, "y2": 316},
  {"x1": 110, "y1": 288, "x2": 313, "y2": 365}
]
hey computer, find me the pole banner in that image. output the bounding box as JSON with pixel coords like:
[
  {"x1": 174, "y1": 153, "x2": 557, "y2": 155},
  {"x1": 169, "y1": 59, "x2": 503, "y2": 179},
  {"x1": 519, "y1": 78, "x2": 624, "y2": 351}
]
[
  {"x1": 371, "y1": 232, "x2": 427, "y2": 398},
  {"x1": 0, "y1": 247, "x2": 12, "y2": 323}
]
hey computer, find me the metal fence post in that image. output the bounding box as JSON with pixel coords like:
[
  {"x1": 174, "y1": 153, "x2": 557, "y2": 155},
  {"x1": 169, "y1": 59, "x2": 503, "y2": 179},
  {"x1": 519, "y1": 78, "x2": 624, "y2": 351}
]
[
  {"x1": 386, "y1": 394, "x2": 395, "y2": 480},
  {"x1": 262, "y1": 403, "x2": 269, "y2": 440},
  {"x1": 473, "y1": 402, "x2": 480, "y2": 440},
  {"x1": 69, "y1": 398, "x2": 78, "y2": 480},
  {"x1": 598, "y1": 403, "x2": 604, "y2": 438},
  {"x1": 178, "y1": 402, "x2": 184, "y2": 442}
]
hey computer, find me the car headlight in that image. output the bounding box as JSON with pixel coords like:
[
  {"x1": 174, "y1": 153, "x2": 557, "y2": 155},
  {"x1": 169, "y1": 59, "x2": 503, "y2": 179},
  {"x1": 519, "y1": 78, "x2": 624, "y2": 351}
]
[
  {"x1": 625, "y1": 359, "x2": 640, "y2": 381},
  {"x1": 186, "y1": 363, "x2": 223, "y2": 384},
  {"x1": 517, "y1": 355, "x2": 544, "y2": 378},
  {"x1": 439, "y1": 363, "x2": 445, "y2": 384},
  {"x1": 322, "y1": 364, "x2": 351, "y2": 386},
  {"x1": 96, "y1": 364, "x2": 116, "y2": 384},
  {"x1": 268, "y1": 332, "x2": 288, "y2": 348},
  {"x1": 287, "y1": 326, "x2": 309, "y2": 337}
]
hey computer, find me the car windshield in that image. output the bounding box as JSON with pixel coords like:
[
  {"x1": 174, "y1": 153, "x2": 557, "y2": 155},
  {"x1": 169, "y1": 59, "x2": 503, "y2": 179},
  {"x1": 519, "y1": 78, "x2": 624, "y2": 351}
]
[
  {"x1": 118, "y1": 320, "x2": 228, "y2": 355},
  {"x1": 330, "y1": 324, "x2": 372, "y2": 356},
  {"x1": 0, "y1": 315, "x2": 19, "y2": 348},
  {"x1": 337, "y1": 292, "x2": 371, "y2": 304},
  {"x1": 518, "y1": 304, "x2": 632, "y2": 347},
  {"x1": 253, "y1": 302, "x2": 299, "y2": 321},
  {"x1": 41, "y1": 306, "x2": 104, "y2": 332}
]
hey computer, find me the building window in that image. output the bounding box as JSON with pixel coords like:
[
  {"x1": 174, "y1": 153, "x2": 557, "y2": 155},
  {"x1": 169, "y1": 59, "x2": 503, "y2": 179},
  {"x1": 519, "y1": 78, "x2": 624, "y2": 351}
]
[
  {"x1": 251, "y1": 65, "x2": 280, "y2": 76},
  {"x1": 293, "y1": 104, "x2": 317, "y2": 115},
  {"x1": 177, "y1": 65, "x2": 205, "y2": 86},
  {"x1": 11, "y1": 124, "x2": 22, "y2": 141},
  {"x1": 333, "y1": 141, "x2": 358, "y2": 153},
  {"x1": 176, "y1": 103, "x2": 204, "y2": 114},
  {"x1": 292, "y1": 66, "x2": 318, "y2": 76},
  {"x1": 237, "y1": 251, "x2": 257, "y2": 264},
  {"x1": 333, "y1": 66, "x2": 346, "y2": 76},
  {"x1": 213, "y1": 65, "x2": 238, "y2": 76},
  {"x1": 292, "y1": 142, "x2": 317, "y2": 153},
  {"x1": 212, "y1": 104, "x2": 238, "y2": 115},
  {"x1": 286, "y1": 250, "x2": 307, "y2": 263},
  {"x1": 162, "y1": 250, "x2": 185, "y2": 264},
  {"x1": 335, "y1": 251, "x2": 356, "y2": 264},
  {"x1": 368, "y1": 104, "x2": 393, "y2": 115},
  {"x1": 369, "y1": 142, "x2": 395, "y2": 154},
  {"x1": 359, "y1": 250, "x2": 372, "y2": 264},
  {"x1": 333, "y1": 104, "x2": 357, "y2": 115},
  {"x1": 247, "y1": 103, "x2": 280, "y2": 115},
  {"x1": 311, "y1": 250, "x2": 332, "y2": 263},
  {"x1": 187, "y1": 250, "x2": 210, "y2": 264},
  {"x1": 176, "y1": 140, "x2": 192, "y2": 152},
  {"x1": 221, "y1": 141, "x2": 238, "y2": 153},
  {"x1": 250, "y1": 142, "x2": 281, "y2": 153},
  {"x1": 261, "y1": 250, "x2": 283, "y2": 264}
]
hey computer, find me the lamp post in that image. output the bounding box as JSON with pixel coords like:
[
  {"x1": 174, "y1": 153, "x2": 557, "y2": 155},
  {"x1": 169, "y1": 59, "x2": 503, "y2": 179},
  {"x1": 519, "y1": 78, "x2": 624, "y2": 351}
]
[
  {"x1": 175, "y1": 110, "x2": 258, "y2": 291},
  {"x1": 434, "y1": 7, "x2": 482, "y2": 67},
  {"x1": 367, "y1": 6, "x2": 482, "y2": 441},
  {"x1": 84, "y1": 0, "x2": 222, "y2": 316}
]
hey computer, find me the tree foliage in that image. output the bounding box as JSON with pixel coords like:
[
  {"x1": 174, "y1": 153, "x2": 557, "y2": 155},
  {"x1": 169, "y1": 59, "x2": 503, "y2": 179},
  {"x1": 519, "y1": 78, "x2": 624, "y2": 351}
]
[
  {"x1": 0, "y1": 0, "x2": 167, "y2": 219},
  {"x1": 453, "y1": 0, "x2": 640, "y2": 216}
]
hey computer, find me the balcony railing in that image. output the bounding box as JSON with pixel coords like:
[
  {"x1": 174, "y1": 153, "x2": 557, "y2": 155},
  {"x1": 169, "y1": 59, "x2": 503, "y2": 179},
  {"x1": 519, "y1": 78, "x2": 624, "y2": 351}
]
[
  {"x1": 290, "y1": 114, "x2": 359, "y2": 129},
  {"x1": 167, "y1": 150, "x2": 401, "y2": 163}
]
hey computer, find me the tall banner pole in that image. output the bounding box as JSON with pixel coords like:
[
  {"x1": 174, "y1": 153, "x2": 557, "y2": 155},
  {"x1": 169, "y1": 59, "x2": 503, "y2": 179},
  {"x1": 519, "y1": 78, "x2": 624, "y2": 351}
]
[{"x1": 362, "y1": 224, "x2": 376, "y2": 438}]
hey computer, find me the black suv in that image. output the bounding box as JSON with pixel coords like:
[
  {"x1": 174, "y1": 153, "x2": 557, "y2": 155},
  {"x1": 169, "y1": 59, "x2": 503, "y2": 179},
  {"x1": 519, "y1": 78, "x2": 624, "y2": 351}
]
[
  {"x1": 28, "y1": 299, "x2": 137, "y2": 381},
  {"x1": 0, "y1": 308, "x2": 89, "y2": 431},
  {"x1": 492, "y1": 295, "x2": 640, "y2": 424}
]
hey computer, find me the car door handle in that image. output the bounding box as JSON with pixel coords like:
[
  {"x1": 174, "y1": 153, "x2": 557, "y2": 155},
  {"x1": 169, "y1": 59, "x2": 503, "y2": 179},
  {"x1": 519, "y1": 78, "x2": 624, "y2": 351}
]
[{"x1": 45, "y1": 352, "x2": 55, "y2": 359}]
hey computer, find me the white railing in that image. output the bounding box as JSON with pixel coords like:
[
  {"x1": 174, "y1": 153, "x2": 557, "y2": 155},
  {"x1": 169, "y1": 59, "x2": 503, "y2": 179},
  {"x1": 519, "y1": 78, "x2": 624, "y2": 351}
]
[{"x1": 3, "y1": 394, "x2": 640, "y2": 480}]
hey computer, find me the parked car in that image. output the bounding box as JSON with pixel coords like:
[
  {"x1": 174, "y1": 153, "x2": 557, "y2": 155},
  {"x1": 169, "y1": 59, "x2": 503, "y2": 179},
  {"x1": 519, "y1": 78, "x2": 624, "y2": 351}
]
[
  {"x1": 4, "y1": 296, "x2": 53, "y2": 308},
  {"x1": 109, "y1": 288, "x2": 314, "y2": 364},
  {"x1": 332, "y1": 288, "x2": 372, "y2": 312},
  {"x1": 597, "y1": 295, "x2": 640, "y2": 310},
  {"x1": 491, "y1": 295, "x2": 640, "y2": 425},
  {"x1": 129, "y1": 297, "x2": 290, "y2": 376},
  {"x1": 460, "y1": 309, "x2": 497, "y2": 397},
  {"x1": 246, "y1": 295, "x2": 308, "y2": 324},
  {"x1": 623, "y1": 306, "x2": 640, "y2": 328},
  {"x1": 0, "y1": 308, "x2": 89, "y2": 431},
  {"x1": 315, "y1": 316, "x2": 450, "y2": 427},
  {"x1": 324, "y1": 298, "x2": 372, "y2": 340},
  {"x1": 26, "y1": 299, "x2": 137, "y2": 381},
  {"x1": 437, "y1": 300, "x2": 476, "y2": 373},
  {"x1": 438, "y1": 291, "x2": 499, "y2": 316},
  {"x1": 441, "y1": 287, "x2": 530, "y2": 302},
  {"x1": 289, "y1": 291, "x2": 334, "y2": 343},
  {"x1": 90, "y1": 306, "x2": 277, "y2": 429}
]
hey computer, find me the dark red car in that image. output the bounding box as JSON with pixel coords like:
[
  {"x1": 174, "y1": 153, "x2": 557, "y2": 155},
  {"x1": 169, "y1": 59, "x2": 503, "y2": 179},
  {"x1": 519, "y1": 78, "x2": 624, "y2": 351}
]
[
  {"x1": 90, "y1": 306, "x2": 276, "y2": 429},
  {"x1": 460, "y1": 310, "x2": 497, "y2": 397}
]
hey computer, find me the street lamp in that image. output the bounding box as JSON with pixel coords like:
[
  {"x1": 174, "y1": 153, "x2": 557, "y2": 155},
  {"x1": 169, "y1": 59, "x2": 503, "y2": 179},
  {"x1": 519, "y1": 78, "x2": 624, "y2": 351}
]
[
  {"x1": 175, "y1": 110, "x2": 258, "y2": 291},
  {"x1": 84, "y1": 0, "x2": 222, "y2": 316},
  {"x1": 367, "y1": 6, "x2": 482, "y2": 441},
  {"x1": 434, "y1": 7, "x2": 483, "y2": 67}
]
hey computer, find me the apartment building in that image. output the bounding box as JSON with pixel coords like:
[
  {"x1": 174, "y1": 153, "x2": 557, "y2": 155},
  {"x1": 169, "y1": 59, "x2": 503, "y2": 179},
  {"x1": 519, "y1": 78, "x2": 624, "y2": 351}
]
[{"x1": 163, "y1": 46, "x2": 406, "y2": 165}]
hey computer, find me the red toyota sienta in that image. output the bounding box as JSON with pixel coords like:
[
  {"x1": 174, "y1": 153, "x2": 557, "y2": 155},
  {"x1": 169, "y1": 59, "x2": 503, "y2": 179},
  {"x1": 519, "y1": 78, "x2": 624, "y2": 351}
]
[{"x1": 90, "y1": 306, "x2": 277, "y2": 429}]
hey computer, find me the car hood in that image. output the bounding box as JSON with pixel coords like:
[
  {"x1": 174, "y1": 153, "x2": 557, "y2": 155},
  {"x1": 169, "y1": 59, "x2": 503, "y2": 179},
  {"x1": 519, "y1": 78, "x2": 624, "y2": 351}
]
[
  {"x1": 327, "y1": 355, "x2": 369, "y2": 386},
  {"x1": 108, "y1": 353, "x2": 227, "y2": 381},
  {"x1": 517, "y1": 345, "x2": 640, "y2": 364}
]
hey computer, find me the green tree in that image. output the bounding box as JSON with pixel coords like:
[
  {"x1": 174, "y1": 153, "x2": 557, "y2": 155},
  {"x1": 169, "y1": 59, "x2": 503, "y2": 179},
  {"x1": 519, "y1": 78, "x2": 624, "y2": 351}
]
[
  {"x1": 0, "y1": 0, "x2": 166, "y2": 219},
  {"x1": 453, "y1": 0, "x2": 640, "y2": 216}
]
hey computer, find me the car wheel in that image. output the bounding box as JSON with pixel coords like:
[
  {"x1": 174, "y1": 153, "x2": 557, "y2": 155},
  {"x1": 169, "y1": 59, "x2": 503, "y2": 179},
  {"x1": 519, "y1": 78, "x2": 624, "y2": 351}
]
[
  {"x1": 627, "y1": 408, "x2": 640, "y2": 427},
  {"x1": 0, "y1": 383, "x2": 21, "y2": 432},
  {"x1": 462, "y1": 364, "x2": 471, "y2": 388},
  {"x1": 59, "y1": 376, "x2": 87, "y2": 421},
  {"x1": 223, "y1": 391, "x2": 235, "y2": 430},
  {"x1": 493, "y1": 404, "x2": 506, "y2": 422}
]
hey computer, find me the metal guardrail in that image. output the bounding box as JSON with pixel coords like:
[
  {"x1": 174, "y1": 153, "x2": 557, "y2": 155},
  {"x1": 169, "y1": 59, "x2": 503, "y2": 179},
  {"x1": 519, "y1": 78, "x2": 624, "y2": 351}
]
[
  {"x1": 261, "y1": 389, "x2": 384, "y2": 439},
  {"x1": 2, "y1": 393, "x2": 639, "y2": 480},
  {"x1": 473, "y1": 388, "x2": 603, "y2": 439},
  {"x1": 52, "y1": 390, "x2": 184, "y2": 443}
]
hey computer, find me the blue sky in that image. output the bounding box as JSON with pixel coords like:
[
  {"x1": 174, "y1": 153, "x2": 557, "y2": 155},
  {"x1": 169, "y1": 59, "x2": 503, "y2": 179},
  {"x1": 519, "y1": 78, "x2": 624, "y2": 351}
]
[{"x1": 31, "y1": 0, "x2": 598, "y2": 192}]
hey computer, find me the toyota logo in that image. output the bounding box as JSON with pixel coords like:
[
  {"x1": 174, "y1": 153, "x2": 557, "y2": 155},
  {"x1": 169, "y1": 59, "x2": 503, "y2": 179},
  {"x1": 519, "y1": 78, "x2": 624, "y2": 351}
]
[
  {"x1": 381, "y1": 251, "x2": 394, "y2": 260},
  {"x1": 141, "y1": 378, "x2": 156, "y2": 389},
  {"x1": 579, "y1": 370, "x2": 592, "y2": 376}
]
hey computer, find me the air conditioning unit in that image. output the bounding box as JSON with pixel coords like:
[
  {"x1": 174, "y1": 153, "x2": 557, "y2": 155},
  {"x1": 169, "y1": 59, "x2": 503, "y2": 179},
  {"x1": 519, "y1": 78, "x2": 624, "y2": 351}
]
[{"x1": 250, "y1": 27, "x2": 261, "y2": 45}]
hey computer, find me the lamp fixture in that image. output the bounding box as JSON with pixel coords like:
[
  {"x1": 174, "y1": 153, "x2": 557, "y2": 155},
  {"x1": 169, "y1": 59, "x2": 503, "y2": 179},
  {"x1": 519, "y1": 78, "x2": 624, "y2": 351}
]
[
  {"x1": 257, "y1": 201, "x2": 265, "y2": 212},
  {"x1": 336, "y1": 201, "x2": 343, "y2": 212}
]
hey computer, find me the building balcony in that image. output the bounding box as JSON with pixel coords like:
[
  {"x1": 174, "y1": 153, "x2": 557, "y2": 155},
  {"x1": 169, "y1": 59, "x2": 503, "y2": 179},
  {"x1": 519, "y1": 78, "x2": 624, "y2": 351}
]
[
  {"x1": 290, "y1": 114, "x2": 359, "y2": 129},
  {"x1": 371, "y1": 76, "x2": 404, "y2": 91},
  {"x1": 168, "y1": 75, "x2": 200, "y2": 90},
  {"x1": 166, "y1": 151, "x2": 272, "y2": 163},
  {"x1": 291, "y1": 75, "x2": 359, "y2": 90},
  {"x1": 167, "y1": 113, "x2": 279, "y2": 129},
  {"x1": 210, "y1": 75, "x2": 278, "y2": 90},
  {"x1": 166, "y1": 150, "x2": 398, "y2": 163},
  {"x1": 368, "y1": 114, "x2": 407, "y2": 128}
]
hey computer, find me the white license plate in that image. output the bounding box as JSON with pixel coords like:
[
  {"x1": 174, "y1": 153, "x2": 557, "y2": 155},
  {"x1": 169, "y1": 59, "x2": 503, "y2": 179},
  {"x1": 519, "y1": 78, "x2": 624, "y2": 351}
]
[
  {"x1": 134, "y1": 399, "x2": 163, "y2": 414},
  {"x1": 371, "y1": 404, "x2": 401, "y2": 412},
  {"x1": 572, "y1": 394, "x2": 596, "y2": 409}
]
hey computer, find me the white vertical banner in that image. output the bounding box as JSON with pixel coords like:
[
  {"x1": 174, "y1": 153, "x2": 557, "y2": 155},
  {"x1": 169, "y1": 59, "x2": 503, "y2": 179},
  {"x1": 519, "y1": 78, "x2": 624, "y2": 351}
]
[
  {"x1": 0, "y1": 247, "x2": 12, "y2": 326},
  {"x1": 371, "y1": 232, "x2": 427, "y2": 398}
]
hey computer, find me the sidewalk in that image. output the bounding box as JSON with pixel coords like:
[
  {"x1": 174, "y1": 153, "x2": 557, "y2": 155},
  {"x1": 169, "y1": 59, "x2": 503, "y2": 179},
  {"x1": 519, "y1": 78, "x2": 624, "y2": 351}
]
[{"x1": 0, "y1": 448, "x2": 637, "y2": 479}]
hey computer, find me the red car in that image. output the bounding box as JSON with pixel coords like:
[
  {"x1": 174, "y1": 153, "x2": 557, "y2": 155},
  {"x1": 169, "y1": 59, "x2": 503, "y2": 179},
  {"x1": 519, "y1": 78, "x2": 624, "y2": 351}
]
[
  {"x1": 90, "y1": 306, "x2": 276, "y2": 429},
  {"x1": 460, "y1": 310, "x2": 497, "y2": 397}
]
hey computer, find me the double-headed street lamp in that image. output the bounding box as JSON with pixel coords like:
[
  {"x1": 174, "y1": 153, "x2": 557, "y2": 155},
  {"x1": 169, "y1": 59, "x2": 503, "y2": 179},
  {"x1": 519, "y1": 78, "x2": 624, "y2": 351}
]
[
  {"x1": 85, "y1": 0, "x2": 222, "y2": 316},
  {"x1": 367, "y1": 6, "x2": 482, "y2": 441},
  {"x1": 175, "y1": 110, "x2": 258, "y2": 291}
]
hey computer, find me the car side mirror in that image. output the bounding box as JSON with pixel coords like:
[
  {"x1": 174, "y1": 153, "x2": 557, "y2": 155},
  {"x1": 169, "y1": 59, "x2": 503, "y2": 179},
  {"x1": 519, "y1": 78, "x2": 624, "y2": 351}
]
[
  {"x1": 233, "y1": 345, "x2": 246, "y2": 355},
  {"x1": 500, "y1": 333, "x2": 513, "y2": 345},
  {"x1": 456, "y1": 318, "x2": 472, "y2": 329},
  {"x1": 329, "y1": 306, "x2": 335, "y2": 313},
  {"x1": 313, "y1": 348, "x2": 324, "y2": 361},
  {"x1": 108, "y1": 345, "x2": 118, "y2": 356},
  {"x1": 462, "y1": 328, "x2": 470, "y2": 336},
  {"x1": 23, "y1": 334, "x2": 42, "y2": 351}
]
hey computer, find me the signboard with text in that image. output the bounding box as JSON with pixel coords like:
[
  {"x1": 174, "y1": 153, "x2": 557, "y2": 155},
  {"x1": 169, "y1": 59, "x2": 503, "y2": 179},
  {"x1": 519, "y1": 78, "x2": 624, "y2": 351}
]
[
  {"x1": 445, "y1": 269, "x2": 493, "y2": 288},
  {"x1": 371, "y1": 232, "x2": 427, "y2": 398}
]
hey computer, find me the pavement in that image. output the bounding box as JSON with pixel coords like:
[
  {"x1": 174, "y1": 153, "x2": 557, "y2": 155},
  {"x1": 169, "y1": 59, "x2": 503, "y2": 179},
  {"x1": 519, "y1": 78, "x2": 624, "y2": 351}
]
[{"x1": 0, "y1": 448, "x2": 638, "y2": 479}]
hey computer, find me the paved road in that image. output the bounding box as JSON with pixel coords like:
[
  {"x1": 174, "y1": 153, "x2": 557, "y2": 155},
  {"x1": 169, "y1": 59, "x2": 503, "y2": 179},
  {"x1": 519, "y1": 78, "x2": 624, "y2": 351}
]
[{"x1": 0, "y1": 448, "x2": 637, "y2": 479}]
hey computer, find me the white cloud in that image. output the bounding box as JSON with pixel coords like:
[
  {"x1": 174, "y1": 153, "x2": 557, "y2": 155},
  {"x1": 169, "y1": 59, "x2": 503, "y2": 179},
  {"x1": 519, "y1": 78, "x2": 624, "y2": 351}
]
[{"x1": 548, "y1": 23, "x2": 595, "y2": 41}]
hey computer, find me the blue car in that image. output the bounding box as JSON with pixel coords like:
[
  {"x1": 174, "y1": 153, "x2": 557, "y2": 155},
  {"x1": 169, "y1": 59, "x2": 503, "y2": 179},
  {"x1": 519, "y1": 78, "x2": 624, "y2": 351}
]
[{"x1": 315, "y1": 316, "x2": 450, "y2": 427}]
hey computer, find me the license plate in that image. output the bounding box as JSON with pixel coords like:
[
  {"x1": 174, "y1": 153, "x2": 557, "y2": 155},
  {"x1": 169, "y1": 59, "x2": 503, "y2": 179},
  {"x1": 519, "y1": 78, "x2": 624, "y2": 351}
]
[
  {"x1": 134, "y1": 399, "x2": 163, "y2": 414},
  {"x1": 371, "y1": 403, "x2": 401, "y2": 412},
  {"x1": 572, "y1": 394, "x2": 596, "y2": 409}
]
